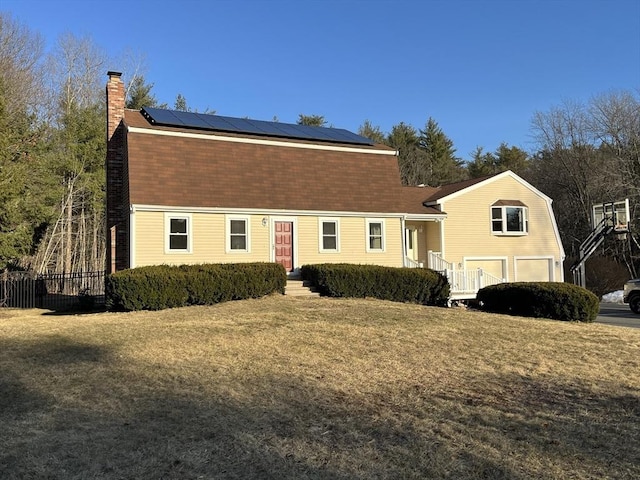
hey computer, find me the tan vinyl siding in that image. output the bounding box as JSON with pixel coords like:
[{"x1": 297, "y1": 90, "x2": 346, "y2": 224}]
[
  {"x1": 134, "y1": 211, "x2": 270, "y2": 267},
  {"x1": 134, "y1": 211, "x2": 403, "y2": 268},
  {"x1": 297, "y1": 216, "x2": 403, "y2": 267},
  {"x1": 424, "y1": 221, "x2": 442, "y2": 254},
  {"x1": 441, "y1": 175, "x2": 563, "y2": 282}
]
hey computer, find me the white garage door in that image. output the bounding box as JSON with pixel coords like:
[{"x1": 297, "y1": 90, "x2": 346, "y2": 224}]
[
  {"x1": 515, "y1": 258, "x2": 552, "y2": 282},
  {"x1": 466, "y1": 260, "x2": 505, "y2": 281}
]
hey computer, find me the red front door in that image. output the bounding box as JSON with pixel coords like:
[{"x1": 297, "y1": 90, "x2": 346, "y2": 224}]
[{"x1": 275, "y1": 221, "x2": 293, "y2": 272}]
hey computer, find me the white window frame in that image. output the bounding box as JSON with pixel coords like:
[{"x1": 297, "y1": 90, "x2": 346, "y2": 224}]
[
  {"x1": 164, "y1": 213, "x2": 192, "y2": 253},
  {"x1": 491, "y1": 206, "x2": 528, "y2": 236},
  {"x1": 318, "y1": 218, "x2": 340, "y2": 253},
  {"x1": 226, "y1": 215, "x2": 251, "y2": 253},
  {"x1": 366, "y1": 218, "x2": 386, "y2": 252}
]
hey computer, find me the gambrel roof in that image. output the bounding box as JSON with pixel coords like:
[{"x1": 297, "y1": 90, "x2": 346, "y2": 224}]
[{"x1": 123, "y1": 109, "x2": 444, "y2": 218}]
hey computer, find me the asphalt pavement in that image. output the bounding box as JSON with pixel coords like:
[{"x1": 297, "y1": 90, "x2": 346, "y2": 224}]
[{"x1": 597, "y1": 302, "x2": 640, "y2": 328}]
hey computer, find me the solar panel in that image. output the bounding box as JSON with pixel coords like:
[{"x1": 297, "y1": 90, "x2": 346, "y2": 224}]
[
  {"x1": 140, "y1": 107, "x2": 375, "y2": 146},
  {"x1": 218, "y1": 116, "x2": 254, "y2": 133},
  {"x1": 202, "y1": 114, "x2": 236, "y2": 131},
  {"x1": 245, "y1": 118, "x2": 284, "y2": 137},
  {"x1": 142, "y1": 108, "x2": 183, "y2": 126},
  {"x1": 172, "y1": 110, "x2": 210, "y2": 129}
]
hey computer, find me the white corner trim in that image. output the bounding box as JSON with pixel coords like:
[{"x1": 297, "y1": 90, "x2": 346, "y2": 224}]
[
  {"x1": 546, "y1": 200, "x2": 566, "y2": 260},
  {"x1": 129, "y1": 206, "x2": 136, "y2": 268},
  {"x1": 127, "y1": 126, "x2": 398, "y2": 156}
]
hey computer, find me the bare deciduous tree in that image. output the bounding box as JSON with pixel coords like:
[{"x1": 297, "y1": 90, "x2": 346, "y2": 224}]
[{"x1": 530, "y1": 91, "x2": 640, "y2": 278}]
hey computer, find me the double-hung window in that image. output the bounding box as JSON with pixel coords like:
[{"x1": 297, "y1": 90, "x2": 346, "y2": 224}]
[
  {"x1": 165, "y1": 213, "x2": 192, "y2": 253},
  {"x1": 366, "y1": 219, "x2": 385, "y2": 252},
  {"x1": 319, "y1": 218, "x2": 339, "y2": 252},
  {"x1": 226, "y1": 216, "x2": 250, "y2": 252},
  {"x1": 491, "y1": 201, "x2": 528, "y2": 235}
]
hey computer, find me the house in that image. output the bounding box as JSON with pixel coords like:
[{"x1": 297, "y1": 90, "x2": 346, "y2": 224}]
[
  {"x1": 405, "y1": 174, "x2": 566, "y2": 298},
  {"x1": 105, "y1": 71, "x2": 565, "y2": 299}
]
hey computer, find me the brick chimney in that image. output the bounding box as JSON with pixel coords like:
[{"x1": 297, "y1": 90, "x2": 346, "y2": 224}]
[
  {"x1": 105, "y1": 71, "x2": 128, "y2": 273},
  {"x1": 106, "y1": 71, "x2": 124, "y2": 140}
]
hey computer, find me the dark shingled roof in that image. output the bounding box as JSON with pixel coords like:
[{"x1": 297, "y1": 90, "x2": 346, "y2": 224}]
[
  {"x1": 123, "y1": 110, "x2": 443, "y2": 217},
  {"x1": 420, "y1": 174, "x2": 501, "y2": 203}
]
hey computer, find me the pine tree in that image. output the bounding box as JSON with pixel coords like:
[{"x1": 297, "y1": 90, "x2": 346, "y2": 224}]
[
  {"x1": 419, "y1": 117, "x2": 466, "y2": 186},
  {"x1": 358, "y1": 120, "x2": 385, "y2": 143},
  {"x1": 125, "y1": 75, "x2": 158, "y2": 109},
  {"x1": 386, "y1": 122, "x2": 426, "y2": 185},
  {"x1": 297, "y1": 114, "x2": 326, "y2": 127}
]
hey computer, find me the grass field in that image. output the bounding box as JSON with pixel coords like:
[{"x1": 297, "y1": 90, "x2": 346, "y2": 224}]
[{"x1": 1, "y1": 296, "x2": 639, "y2": 479}]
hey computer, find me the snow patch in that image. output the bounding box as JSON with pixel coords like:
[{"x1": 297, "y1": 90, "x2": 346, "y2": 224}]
[{"x1": 601, "y1": 290, "x2": 624, "y2": 304}]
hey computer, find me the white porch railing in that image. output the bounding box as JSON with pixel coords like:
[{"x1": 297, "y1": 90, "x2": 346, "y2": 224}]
[
  {"x1": 404, "y1": 257, "x2": 424, "y2": 268},
  {"x1": 445, "y1": 268, "x2": 504, "y2": 297},
  {"x1": 427, "y1": 251, "x2": 454, "y2": 271},
  {"x1": 403, "y1": 251, "x2": 507, "y2": 298},
  {"x1": 426, "y1": 251, "x2": 505, "y2": 298}
]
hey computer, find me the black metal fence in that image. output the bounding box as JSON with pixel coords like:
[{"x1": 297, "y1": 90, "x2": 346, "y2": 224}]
[{"x1": 0, "y1": 271, "x2": 105, "y2": 311}]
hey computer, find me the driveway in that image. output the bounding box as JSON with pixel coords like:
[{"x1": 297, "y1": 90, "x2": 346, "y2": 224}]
[{"x1": 597, "y1": 302, "x2": 640, "y2": 329}]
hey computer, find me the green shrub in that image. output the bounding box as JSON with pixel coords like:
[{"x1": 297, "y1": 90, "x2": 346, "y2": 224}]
[
  {"x1": 300, "y1": 263, "x2": 449, "y2": 306},
  {"x1": 476, "y1": 282, "x2": 599, "y2": 322},
  {"x1": 106, "y1": 262, "x2": 286, "y2": 311}
]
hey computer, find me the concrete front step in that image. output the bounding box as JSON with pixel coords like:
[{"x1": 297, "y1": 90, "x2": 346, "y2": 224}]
[{"x1": 285, "y1": 279, "x2": 320, "y2": 297}]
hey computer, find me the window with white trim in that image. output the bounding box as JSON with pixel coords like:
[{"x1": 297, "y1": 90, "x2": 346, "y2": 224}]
[
  {"x1": 165, "y1": 214, "x2": 191, "y2": 253},
  {"x1": 366, "y1": 219, "x2": 385, "y2": 252},
  {"x1": 491, "y1": 205, "x2": 528, "y2": 235},
  {"x1": 226, "y1": 216, "x2": 250, "y2": 252},
  {"x1": 319, "y1": 218, "x2": 339, "y2": 252}
]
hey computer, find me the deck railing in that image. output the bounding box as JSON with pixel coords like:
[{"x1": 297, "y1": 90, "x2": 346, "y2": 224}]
[
  {"x1": 445, "y1": 268, "x2": 504, "y2": 296},
  {"x1": 425, "y1": 251, "x2": 506, "y2": 298},
  {"x1": 404, "y1": 257, "x2": 423, "y2": 268},
  {"x1": 427, "y1": 251, "x2": 454, "y2": 271}
]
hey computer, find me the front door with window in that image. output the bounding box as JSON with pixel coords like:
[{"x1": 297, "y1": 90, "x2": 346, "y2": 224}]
[
  {"x1": 275, "y1": 221, "x2": 293, "y2": 272},
  {"x1": 405, "y1": 227, "x2": 418, "y2": 261}
]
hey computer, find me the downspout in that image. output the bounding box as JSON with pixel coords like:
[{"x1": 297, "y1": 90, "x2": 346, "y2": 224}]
[
  {"x1": 129, "y1": 205, "x2": 136, "y2": 269},
  {"x1": 401, "y1": 216, "x2": 407, "y2": 267},
  {"x1": 438, "y1": 202, "x2": 446, "y2": 259}
]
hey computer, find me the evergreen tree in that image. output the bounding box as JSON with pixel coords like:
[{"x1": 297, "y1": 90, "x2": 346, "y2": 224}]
[
  {"x1": 494, "y1": 142, "x2": 530, "y2": 176},
  {"x1": 467, "y1": 146, "x2": 496, "y2": 178},
  {"x1": 126, "y1": 75, "x2": 158, "y2": 109},
  {"x1": 174, "y1": 93, "x2": 188, "y2": 111},
  {"x1": 0, "y1": 78, "x2": 51, "y2": 269},
  {"x1": 358, "y1": 120, "x2": 385, "y2": 143},
  {"x1": 418, "y1": 117, "x2": 466, "y2": 186},
  {"x1": 297, "y1": 114, "x2": 326, "y2": 127},
  {"x1": 386, "y1": 122, "x2": 426, "y2": 185}
]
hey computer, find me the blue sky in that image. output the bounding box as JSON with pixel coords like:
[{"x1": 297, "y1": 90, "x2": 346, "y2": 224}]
[{"x1": 4, "y1": 0, "x2": 639, "y2": 160}]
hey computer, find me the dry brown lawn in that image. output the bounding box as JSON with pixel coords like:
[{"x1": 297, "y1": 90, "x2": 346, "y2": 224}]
[{"x1": 1, "y1": 296, "x2": 639, "y2": 479}]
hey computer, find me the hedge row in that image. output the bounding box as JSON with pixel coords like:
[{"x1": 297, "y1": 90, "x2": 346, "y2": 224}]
[
  {"x1": 106, "y1": 262, "x2": 286, "y2": 311},
  {"x1": 300, "y1": 263, "x2": 450, "y2": 306},
  {"x1": 476, "y1": 282, "x2": 599, "y2": 322}
]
